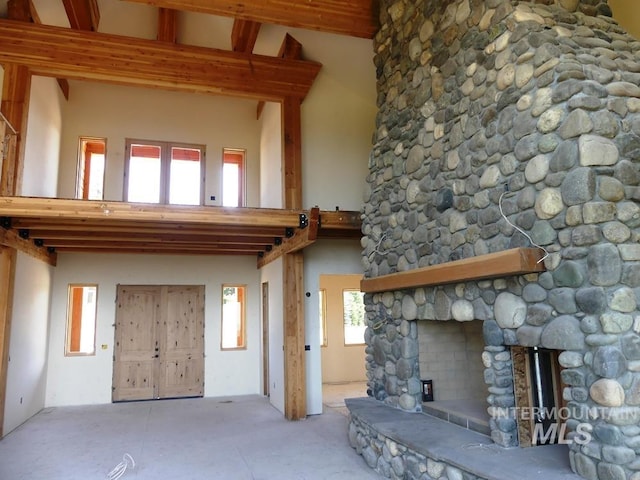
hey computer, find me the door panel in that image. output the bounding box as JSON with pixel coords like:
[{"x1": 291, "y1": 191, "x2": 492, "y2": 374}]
[
  {"x1": 159, "y1": 286, "x2": 204, "y2": 398},
  {"x1": 113, "y1": 285, "x2": 204, "y2": 402},
  {"x1": 113, "y1": 286, "x2": 159, "y2": 401}
]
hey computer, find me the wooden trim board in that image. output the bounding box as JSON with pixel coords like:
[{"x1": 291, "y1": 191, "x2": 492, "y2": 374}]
[{"x1": 360, "y1": 248, "x2": 546, "y2": 293}]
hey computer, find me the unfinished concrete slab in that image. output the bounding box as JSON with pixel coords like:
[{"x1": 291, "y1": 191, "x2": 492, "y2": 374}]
[{"x1": 0, "y1": 395, "x2": 382, "y2": 480}]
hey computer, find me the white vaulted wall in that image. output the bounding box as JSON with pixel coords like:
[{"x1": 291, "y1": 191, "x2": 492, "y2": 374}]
[{"x1": 3, "y1": 75, "x2": 62, "y2": 435}]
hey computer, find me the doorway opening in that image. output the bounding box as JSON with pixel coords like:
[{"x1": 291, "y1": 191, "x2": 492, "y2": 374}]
[{"x1": 319, "y1": 274, "x2": 367, "y2": 413}]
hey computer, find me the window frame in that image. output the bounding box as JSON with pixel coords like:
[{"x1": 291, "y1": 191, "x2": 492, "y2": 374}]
[
  {"x1": 222, "y1": 148, "x2": 246, "y2": 207},
  {"x1": 124, "y1": 138, "x2": 206, "y2": 205},
  {"x1": 76, "y1": 137, "x2": 106, "y2": 200},
  {"x1": 221, "y1": 284, "x2": 247, "y2": 351},
  {"x1": 319, "y1": 288, "x2": 328, "y2": 347},
  {"x1": 65, "y1": 283, "x2": 98, "y2": 357}
]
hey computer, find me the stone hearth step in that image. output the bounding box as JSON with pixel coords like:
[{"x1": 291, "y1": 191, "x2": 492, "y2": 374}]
[{"x1": 346, "y1": 397, "x2": 582, "y2": 480}]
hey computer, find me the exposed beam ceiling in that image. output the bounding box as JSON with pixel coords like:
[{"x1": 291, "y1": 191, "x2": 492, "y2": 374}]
[
  {"x1": 122, "y1": 0, "x2": 378, "y2": 39},
  {"x1": 0, "y1": 19, "x2": 321, "y2": 101},
  {"x1": 0, "y1": 197, "x2": 361, "y2": 257}
]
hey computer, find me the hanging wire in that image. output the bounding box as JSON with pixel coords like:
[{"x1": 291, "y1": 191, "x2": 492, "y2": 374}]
[
  {"x1": 106, "y1": 453, "x2": 135, "y2": 480},
  {"x1": 498, "y1": 190, "x2": 549, "y2": 264}
]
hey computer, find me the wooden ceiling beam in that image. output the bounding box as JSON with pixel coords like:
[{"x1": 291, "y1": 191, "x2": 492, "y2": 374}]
[
  {"x1": 62, "y1": 0, "x2": 100, "y2": 31},
  {"x1": 0, "y1": 198, "x2": 301, "y2": 228},
  {"x1": 42, "y1": 239, "x2": 267, "y2": 251},
  {"x1": 157, "y1": 7, "x2": 177, "y2": 42},
  {"x1": 0, "y1": 20, "x2": 321, "y2": 101},
  {"x1": 231, "y1": 18, "x2": 261, "y2": 53},
  {"x1": 122, "y1": 0, "x2": 378, "y2": 38},
  {"x1": 7, "y1": 0, "x2": 34, "y2": 22},
  {"x1": 9, "y1": 220, "x2": 288, "y2": 238},
  {"x1": 53, "y1": 247, "x2": 263, "y2": 255},
  {"x1": 27, "y1": 231, "x2": 277, "y2": 245}
]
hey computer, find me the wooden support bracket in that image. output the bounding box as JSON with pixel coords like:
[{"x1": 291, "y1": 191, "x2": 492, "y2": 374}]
[
  {"x1": 0, "y1": 228, "x2": 57, "y2": 266},
  {"x1": 257, "y1": 207, "x2": 319, "y2": 268},
  {"x1": 360, "y1": 247, "x2": 546, "y2": 293}
]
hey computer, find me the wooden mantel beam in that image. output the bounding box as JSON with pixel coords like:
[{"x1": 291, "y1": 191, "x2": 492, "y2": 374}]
[
  {"x1": 360, "y1": 248, "x2": 547, "y2": 294},
  {"x1": 123, "y1": 0, "x2": 378, "y2": 39},
  {"x1": 0, "y1": 20, "x2": 322, "y2": 101}
]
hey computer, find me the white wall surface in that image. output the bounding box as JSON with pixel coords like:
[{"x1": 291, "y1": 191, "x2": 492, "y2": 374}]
[
  {"x1": 259, "y1": 258, "x2": 285, "y2": 414},
  {"x1": 304, "y1": 240, "x2": 364, "y2": 414},
  {"x1": 4, "y1": 252, "x2": 53, "y2": 435},
  {"x1": 254, "y1": 26, "x2": 376, "y2": 211},
  {"x1": 21, "y1": 76, "x2": 63, "y2": 197},
  {"x1": 45, "y1": 253, "x2": 261, "y2": 406},
  {"x1": 57, "y1": 81, "x2": 261, "y2": 207},
  {"x1": 259, "y1": 101, "x2": 283, "y2": 209}
]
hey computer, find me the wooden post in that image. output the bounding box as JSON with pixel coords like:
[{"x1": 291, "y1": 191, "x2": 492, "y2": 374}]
[
  {"x1": 0, "y1": 62, "x2": 29, "y2": 436},
  {"x1": 1, "y1": 63, "x2": 30, "y2": 197},
  {"x1": 282, "y1": 96, "x2": 302, "y2": 210},
  {"x1": 283, "y1": 251, "x2": 306, "y2": 420},
  {"x1": 281, "y1": 94, "x2": 306, "y2": 420},
  {"x1": 0, "y1": 247, "x2": 17, "y2": 437},
  {"x1": 157, "y1": 8, "x2": 177, "y2": 43}
]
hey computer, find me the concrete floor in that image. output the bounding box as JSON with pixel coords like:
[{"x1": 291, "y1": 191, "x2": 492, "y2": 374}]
[{"x1": 0, "y1": 392, "x2": 381, "y2": 480}]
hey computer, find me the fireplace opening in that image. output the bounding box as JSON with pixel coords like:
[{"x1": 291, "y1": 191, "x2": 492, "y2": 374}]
[
  {"x1": 512, "y1": 347, "x2": 566, "y2": 447},
  {"x1": 418, "y1": 320, "x2": 489, "y2": 435}
]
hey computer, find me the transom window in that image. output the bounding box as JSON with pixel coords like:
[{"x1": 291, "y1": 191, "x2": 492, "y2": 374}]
[{"x1": 124, "y1": 139, "x2": 206, "y2": 205}]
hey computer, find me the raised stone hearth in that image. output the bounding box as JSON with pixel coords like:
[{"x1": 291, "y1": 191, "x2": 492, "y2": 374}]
[{"x1": 353, "y1": 0, "x2": 640, "y2": 479}]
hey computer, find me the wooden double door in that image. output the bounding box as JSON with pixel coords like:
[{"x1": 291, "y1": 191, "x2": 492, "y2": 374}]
[{"x1": 112, "y1": 285, "x2": 205, "y2": 402}]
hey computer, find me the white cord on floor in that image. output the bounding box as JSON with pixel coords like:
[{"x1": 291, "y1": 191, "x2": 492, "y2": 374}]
[
  {"x1": 498, "y1": 190, "x2": 549, "y2": 264},
  {"x1": 107, "y1": 453, "x2": 135, "y2": 480}
]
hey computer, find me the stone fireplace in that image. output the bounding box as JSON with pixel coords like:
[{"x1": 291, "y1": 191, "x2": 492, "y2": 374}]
[{"x1": 350, "y1": 0, "x2": 640, "y2": 479}]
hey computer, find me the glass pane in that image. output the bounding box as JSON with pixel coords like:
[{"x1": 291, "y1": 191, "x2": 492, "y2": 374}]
[
  {"x1": 128, "y1": 144, "x2": 161, "y2": 203},
  {"x1": 170, "y1": 147, "x2": 201, "y2": 205},
  {"x1": 77, "y1": 138, "x2": 106, "y2": 200},
  {"x1": 222, "y1": 285, "x2": 246, "y2": 349},
  {"x1": 88, "y1": 154, "x2": 104, "y2": 200},
  {"x1": 222, "y1": 163, "x2": 239, "y2": 207},
  {"x1": 343, "y1": 290, "x2": 366, "y2": 345},
  {"x1": 66, "y1": 285, "x2": 97, "y2": 355}
]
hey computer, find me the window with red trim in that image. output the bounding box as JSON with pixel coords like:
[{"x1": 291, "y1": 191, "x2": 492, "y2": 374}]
[
  {"x1": 222, "y1": 148, "x2": 245, "y2": 207},
  {"x1": 76, "y1": 137, "x2": 106, "y2": 200},
  {"x1": 124, "y1": 139, "x2": 206, "y2": 205}
]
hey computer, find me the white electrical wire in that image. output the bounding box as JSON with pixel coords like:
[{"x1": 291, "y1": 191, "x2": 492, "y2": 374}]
[
  {"x1": 498, "y1": 190, "x2": 549, "y2": 264},
  {"x1": 107, "y1": 453, "x2": 135, "y2": 480}
]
